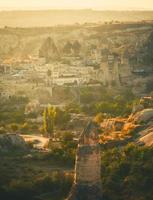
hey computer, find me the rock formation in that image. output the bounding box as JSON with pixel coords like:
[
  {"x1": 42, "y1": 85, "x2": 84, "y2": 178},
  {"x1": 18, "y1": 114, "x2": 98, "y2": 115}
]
[
  {"x1": 139, "y1": 130, "x2": 153, "y2": 146},
  {"x1": 66, "y1": 121, "x2": 102, "y2": 200},
  {"x1": 129, "y1": 108, "x2": 153, "y2": 124},
  {"x1": 137, "y1": 124, "x2": 153, "y2": 146},
  {"x1": 39, "y1": 37, "x2": 60, "y2": 62},
  {"x1": 72, "y1": 40, "x2": 81, "y2": 56},
  {"x1": 0, "y1": 133, "x2": 27, "y2": 152},
  {"x1": 63, "y1": 41, "x2": 73, "y2": 55}
]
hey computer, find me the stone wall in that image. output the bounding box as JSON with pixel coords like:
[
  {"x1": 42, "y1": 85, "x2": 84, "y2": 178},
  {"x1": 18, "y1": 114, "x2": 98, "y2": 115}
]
[
  {"x1": 66, "y1": 121, "x2": 103, "y2": 200},
  {"x1": 75, "y1": 145, "x2": 101, "y2": 186},
  {"x1": 67, "y1": 143, "x2": 102, "y2": 200}
]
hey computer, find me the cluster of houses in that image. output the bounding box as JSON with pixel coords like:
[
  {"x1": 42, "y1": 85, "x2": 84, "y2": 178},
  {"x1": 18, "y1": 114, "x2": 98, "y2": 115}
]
[
  {"x1": 1, "y1": 33, "x2": 153, "y2": 100},
  {"x1": 0, "y1": 49, "x2": 133, "y2": 90}
]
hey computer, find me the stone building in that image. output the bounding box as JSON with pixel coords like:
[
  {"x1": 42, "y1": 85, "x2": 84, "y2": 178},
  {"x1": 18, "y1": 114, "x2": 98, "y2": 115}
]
[{"x1": 67, "y1": 121, "x2": 102, "y2": 200}]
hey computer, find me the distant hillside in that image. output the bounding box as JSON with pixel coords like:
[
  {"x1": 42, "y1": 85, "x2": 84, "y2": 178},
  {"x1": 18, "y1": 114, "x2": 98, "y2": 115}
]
[
  {"x1": 0, "y1": 10, "x2": 153, "y2": 27},
  {"x1": 0, "y1": 22, "x2": 152, "y2": 59}
]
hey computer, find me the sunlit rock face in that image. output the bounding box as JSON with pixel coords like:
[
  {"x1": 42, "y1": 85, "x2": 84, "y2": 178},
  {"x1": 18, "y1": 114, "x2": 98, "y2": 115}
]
[
  {"x1": 137, "y1": 125, "x2": 153, "y2": 147},
  {"x1": 139, "y1": 130, "x2": 153, "y2": 146},
  {"x1": 67, "y1": 122, "x2": 103, "y2": 200}
]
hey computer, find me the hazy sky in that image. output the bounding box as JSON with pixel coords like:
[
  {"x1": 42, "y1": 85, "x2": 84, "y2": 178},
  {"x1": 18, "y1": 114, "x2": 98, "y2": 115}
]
[{"x1": 0, "y1": 0, "x2": 153, "y2": 10}]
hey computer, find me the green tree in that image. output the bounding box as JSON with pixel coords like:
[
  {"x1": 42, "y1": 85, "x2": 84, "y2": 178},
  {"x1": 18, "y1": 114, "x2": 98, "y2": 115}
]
[
  {"x1": 43, "y1": 105, "x2": 56, "y2": 138},
  {"x1": 55, "y1": 108, "x2": 70, "y2": 129},
  {"x1": 94, "y1": 113, "x2": 104, "y2": 123}
]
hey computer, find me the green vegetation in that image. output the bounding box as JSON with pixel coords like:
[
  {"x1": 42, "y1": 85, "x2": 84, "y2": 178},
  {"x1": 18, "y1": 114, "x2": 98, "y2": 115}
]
[
  {"x1": 0, "y1": 89, "x2": 150, "y2": 200},
  {"x1": 0, "y1": 152, "x2": 73, "y2": 200},
  {"x1": 0, "y1": 96, "x2": 28, "y2": 124},
  {"x1": 1, "y1": 20, "x2": 153, "y2": 200},
  {"x1": 62, "y1": 86, "x2": 135, "y2": 117},
  {"x1": 55, "y1": 108, "x2": 70, "y2": 129},
  {"x1": 1, "y1": 142, "x2": 153, "y2": 200},
  {"x1": 94, "y1": 113, "x2": 104, "y2": 123},
  {"x1": 43, "y1": 106, "x2": 56, "y2": 138},
  {"x1": 10, "y1": 123, "x2": 19, "y2": 132},
  {"x1": 0, "y1": 127, "x2": 6, "y2": 134},
  {"x1": 43, "y1": 106, "x2": 71, "y2": 137},
  {"x1": 78, "y1": 87, "x2": 136, "y2": 116},
  {"x1": 101, "y1": 144, "x2": 153, "y2": 200},
  {"x1": 146, "y1": 80, "x2": 153, "y2": 93},
  {"x1": 47, "y1": 132, "x2": 77, "y2": 166}
]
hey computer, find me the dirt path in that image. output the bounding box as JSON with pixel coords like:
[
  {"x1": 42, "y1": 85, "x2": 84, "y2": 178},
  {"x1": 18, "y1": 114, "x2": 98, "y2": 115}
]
[{"x1": 21, "y1": 134, "x2": 49, "y2": 149}]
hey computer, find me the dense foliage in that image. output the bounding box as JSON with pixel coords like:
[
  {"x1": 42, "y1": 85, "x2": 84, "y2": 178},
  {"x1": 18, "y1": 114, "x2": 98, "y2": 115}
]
[
  {"x1": 43, "y1": 106, "x2": 56, "y2": 137},
  {"x1": 0, "y1": 96, "x2": 28, "y2": 124},
  {"x1": 79, "y1": 87, "x2": 136, "y2": 116},
  {"x1": 101, "y1": 144, "x2": 153, "y2": 200},
  {"x1": 0, "y1": 141, "x2": 153, "y2": 200},
  {"x1": 46, "y1": 132, "x2": 77, "y2": 166},
  {"x1": 55, "y1": 108, "x2": 71, "y2": 129},
  {"x1": 0, "y1": 171, "x2": 72, "y2": 200}
]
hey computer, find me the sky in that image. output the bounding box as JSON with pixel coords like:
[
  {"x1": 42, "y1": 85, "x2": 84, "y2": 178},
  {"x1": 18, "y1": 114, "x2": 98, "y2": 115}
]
[{"x1": 0, "y1": 0, "x2": 153, "y2": 10}]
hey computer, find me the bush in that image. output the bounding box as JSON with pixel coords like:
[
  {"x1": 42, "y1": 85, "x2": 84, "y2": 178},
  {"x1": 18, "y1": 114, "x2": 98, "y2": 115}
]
[
  {"x1": 101, "y1": 144, "x2": 153, "y2": 200},
  {"x1": 55, "y1": 108, "x2": 71, "y2": 129},
  {"x1": 49, "y1": 148, "x2": 76, "y2": 166},
  {"x1": 46, "y1": 132, "x2": 77, "y2": 166},
  {"x1": 0, "y1": 172, "x2": 72, "y2": 200},
  {"x1": 10, "y1": 123, "x2": 19, "y2": 132},
  {"x1": 20, "y1": 123, "x2": 30, "y2": 132},
  {"x1": 0, "y1": 96, "x2": 28, "y2": 124},
  {"x1": 94, "y1": 113, "x2": 104, "y2": 123}
]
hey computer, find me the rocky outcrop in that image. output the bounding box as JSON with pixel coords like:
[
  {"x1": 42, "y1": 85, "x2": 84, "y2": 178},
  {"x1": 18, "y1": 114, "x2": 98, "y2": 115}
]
[
  {"x1": 101, "y1": 118, "x2": 125, "y2": 132},
  {"x1": 39, "y1": 37, "x2": 60, "y2": 62},
  {"x1": 99, "y1": 107, "x2": 153, "y2": 146},
  {"x1": 125, "y1": 108, "x2": 153, "y2": 146},
  {"x1": 137, "y1": 125, "x2": 153, "y2": 146},
  {"x1": 0, "y1": 133, "x2": 27, "y2": 152},
  {"x1": 129, "y1": 108, "x2": 153, "y2": 124},
  {"x1": 139, "y1": 131, "x2": 153, "y2": 146}
]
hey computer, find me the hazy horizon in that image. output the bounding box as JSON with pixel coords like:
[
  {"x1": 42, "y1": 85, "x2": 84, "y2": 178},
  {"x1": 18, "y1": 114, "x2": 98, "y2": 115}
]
[
  {"x1": 1, "y1": 8, "x2": 153, "y2": 11},
  {"x1": 0, "y1": 0, "x2": 153, "y2": 11}
]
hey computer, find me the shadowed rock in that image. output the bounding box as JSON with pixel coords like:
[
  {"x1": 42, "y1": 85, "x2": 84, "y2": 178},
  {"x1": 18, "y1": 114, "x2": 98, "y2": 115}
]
[{"x1": 0, "y1": 133, "x2": 28, "y2": 152}]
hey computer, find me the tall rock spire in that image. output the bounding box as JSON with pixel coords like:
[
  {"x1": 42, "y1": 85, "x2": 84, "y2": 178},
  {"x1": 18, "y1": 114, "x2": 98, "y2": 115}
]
[{"x1": 39, "y1": 37, "x2": 60, "y2": 63}]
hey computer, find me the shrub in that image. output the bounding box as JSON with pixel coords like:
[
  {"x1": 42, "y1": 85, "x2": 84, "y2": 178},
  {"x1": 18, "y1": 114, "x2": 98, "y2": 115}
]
[
  {"x1": 94, "y1": 113, "x2": 104, "y2": 123},
  {"x1": 0, "y1": 127, "x2": 6, "y2": 134},
  {"x1": 20, "y1": 123, "x2": 30, "y2": 132},
  {"x1": 46, "y1": 132, "x2": 77, "y2": 166},
  {"x1": 10, "y1": 123, "x2": 19, "y2": 132},
  {"x1": 1, "y1": 172, "x2": 72, "y2": 200},
  {"x1": 55, "y1": 108, "x2": 70, "y2": 129},
  {"x1": 101, "y1": 144, "x2": 153, "y2": 200}
]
